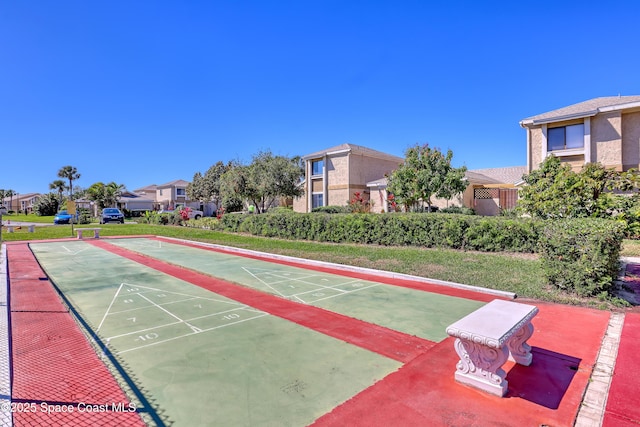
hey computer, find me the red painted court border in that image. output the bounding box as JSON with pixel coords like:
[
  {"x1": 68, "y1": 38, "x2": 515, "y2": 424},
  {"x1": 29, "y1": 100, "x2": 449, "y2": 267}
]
[
  {"x1": 88, "y1": 239, "x2": 433, "y2": 363},
  {"x1": 312, "y1": 301, "x2": 610, "y2": 427},
  {"x1": 603, "y1": 312, "x2": 640, "y2": 426},
  {"x1": 152, "y1": 236, "x2": 506, "y2": 303},
  {"x1": 6, "y1": 243, "x2": 147, "y2": 427}
]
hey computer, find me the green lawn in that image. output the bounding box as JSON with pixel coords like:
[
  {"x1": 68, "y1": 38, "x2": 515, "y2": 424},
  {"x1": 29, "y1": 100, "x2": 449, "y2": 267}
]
[{"x1": 0, "y1": 213, "x2": 633, "y2": 308}]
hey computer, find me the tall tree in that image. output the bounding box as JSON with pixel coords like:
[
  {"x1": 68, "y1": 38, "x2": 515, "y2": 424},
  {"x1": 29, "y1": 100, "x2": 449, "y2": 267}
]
[
  {"x1": 219, "y1": 152, "x2": 304, "y2": 213},
  {"x1": 245, "y1": 151, "x2": 304, "y2": 212},
  {"x1": 57, "y1": 166, "x2": 81, "y2": 198},
  {"x1": 387, "y1": 144, "x2": 467, "y2": 212},
  {"x1": 219, "y1": 165, "x2": 249, "y2": 212},
  {"x1": 87, "y1": 182, "x2": 125, "y2": 210},
  {"x1": 5, "y1": 189, "x2": 15, "y2": 212},
  {"x1": 49, "y1": 180, "x2": 68, "y2": 206},
  {"x1": 187, "y1": 161, "x2": 235, "y2": 211}
]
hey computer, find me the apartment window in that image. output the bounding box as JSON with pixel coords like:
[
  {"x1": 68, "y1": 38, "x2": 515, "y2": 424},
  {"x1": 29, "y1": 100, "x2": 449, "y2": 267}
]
[
  {"x1": 312, "y1": 193, "x2": 323, "y2": 209},
  {"x1": 312, "y1": 160, "x2": 324, "y2": 176},
  {"x1": 177, "y1": 188, "x2": 186, "y2": 196},
  {"x1": 548, "y1": 124, "x2": 584, "y2": 151}
]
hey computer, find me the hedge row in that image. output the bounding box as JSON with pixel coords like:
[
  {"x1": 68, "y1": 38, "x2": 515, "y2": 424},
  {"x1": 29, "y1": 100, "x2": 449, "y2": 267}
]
[
  {"x1": 219, "y1": 212, "x2": 541, "y2": 251},
  {"x1": 217, "y1": 212, "x2": 625, "y2": 297}
]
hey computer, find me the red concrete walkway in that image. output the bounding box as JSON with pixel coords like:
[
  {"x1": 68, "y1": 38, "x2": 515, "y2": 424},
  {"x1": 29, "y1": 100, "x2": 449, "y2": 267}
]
[
  {"x1": 313, "y1": 301, "x2": 609, "y2": 427},
  {"x1": 6, "y1": 243, "x2": 147, "y2": 426},
  {"x1": 604, "y1": 312, "x2": 640, "y2": 426},
  {"x1": 601, "y1": 262, "x2": 640, "y2": 426}
]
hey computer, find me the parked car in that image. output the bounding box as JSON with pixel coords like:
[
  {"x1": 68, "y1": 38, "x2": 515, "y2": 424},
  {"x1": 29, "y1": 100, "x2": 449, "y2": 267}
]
[
  {"x1": 54, "y1": 210, "x2": 75, "y2": 224},
  {"x1": 100, "y1": 208, "x2": 125, "y2": 224},
  {"x1": 159, "y1": 207, "x2": 203, "y2": 219}
]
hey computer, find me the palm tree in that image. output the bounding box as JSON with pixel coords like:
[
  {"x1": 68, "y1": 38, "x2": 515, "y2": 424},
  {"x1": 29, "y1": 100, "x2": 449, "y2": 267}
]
[
  {"x1": 57, "y1": 166, "x2": 81, "y2": 198},
  {"x1": 104, "y1": 182, "x2": 125, "y2": 208},
  {"x1": 5, "y1": 189, "x2": 15, "y2": 212},
  {"x1": 49, "y1": 180, "x2": 67, "y2": 206}
]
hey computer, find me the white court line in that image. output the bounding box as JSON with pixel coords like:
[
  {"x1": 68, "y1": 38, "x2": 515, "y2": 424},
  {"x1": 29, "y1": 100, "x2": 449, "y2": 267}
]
[
  {"x1": 61, "y1": 245, "x2": 90, "y2": 255},
  {"x1": 242, "y1": 267, "x2": 287, "y2": 297},
  {"x1": 289, "y1": 279, "x2": 366, "y2": 298},
  {"x1": 97, "y1": 283, "x2": 126, "y2": 331},
  {"x1": 137, "y1": 293, "x2": 205, "y2": 335},
  {"x1": 107, "y1": 296, "x2": 199, "y2": 315},
  {"x1": 302, "y1": 284, "x2": 380, "y2": 304},
  {"x1": 121, "y1": 283, "x2": 244, "y2": 306},
  {"x1": 116, "y1": 313, "x2": 269, "y2": 355},
  {"x1": 246, "y1": 269, "x2": 365, "y2": 294},
  {"x1": 256, "y1": 272, "x2": 352, "y2": 293},
  {"x1": 106, "y1": 304, "x2": 254, "y2": 340}
]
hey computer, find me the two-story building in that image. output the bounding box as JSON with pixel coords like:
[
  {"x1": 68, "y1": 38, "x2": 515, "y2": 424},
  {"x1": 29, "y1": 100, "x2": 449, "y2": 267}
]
[
  {"x1": 133, "y1": 180, "x2": 216, "y2": 216},
  {"x1": 520, "y1": 95, "x2": 640, "y2": 173},
  {"x1": 293, "y1": 144, "x2": 404, "y2": 213}
]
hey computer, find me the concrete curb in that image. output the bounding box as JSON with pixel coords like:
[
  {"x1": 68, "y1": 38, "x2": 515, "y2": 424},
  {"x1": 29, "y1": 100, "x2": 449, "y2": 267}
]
[
  {"x1": 574, "y1": 311, "x2": 624, "y2": 426},
  {"x1": 0, "y1": 244, "x2": 12, "y2": 427}
]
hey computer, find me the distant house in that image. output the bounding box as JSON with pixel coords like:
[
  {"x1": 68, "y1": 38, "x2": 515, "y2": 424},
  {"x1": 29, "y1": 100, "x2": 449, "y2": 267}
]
[
  {"x1": 133, "y1": 180, "x2": 216, "y2": 216},
  {"x1": 2, "y1": 193, "x2": 41, "y2": 214},
  {"x1": 452, "y1": 166, "x2": 525, "y2": 216},
  {"x1": 118, "y1": 191, "x2": 155, "y2": 214},
  {"x1": 293, "y1": 144, "x2": 404, "y2": 213},
  {"x1": 520, "y1": 95, "x2": 640, "y2": 173},
  {"x1": 368, "y1": 167, "x2": 525, "y2": 216}
]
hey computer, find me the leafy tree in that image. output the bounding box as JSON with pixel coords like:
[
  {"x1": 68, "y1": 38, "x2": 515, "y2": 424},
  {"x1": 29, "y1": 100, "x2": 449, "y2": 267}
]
[
  {"x1": 187, "y1": 161, "x2": 233, "y2": 210},
  {"x1": 219, "y1": 166, "x2": 248, "y2": 212},
  {"x1": 49, "y1": 180, "x2": 67, "y2": 205},
  {"x1": 518, "y1": 156, "x2": 640, "y2": 219},
  {"x1": 4, "y1": 189, "x2": 16, "y2": 212},
  {"x1": 57, "y1": 166, "x2": 81, "y2": 198},
  {"x1": 387, "y1": 144, "x2": 468, "y2": 212},
  {"x1": 87, "y1": 182, "x2": 125, "y2": 210},
  {"x1": 219, "y1": 152, "x2": 304, "y2": 213},
  {"x1": 246, "y1": 151, "x2": 304, "y2": 212},
  {"x1": 33, "y1": 193, "x2": 60, "y2": 216}
]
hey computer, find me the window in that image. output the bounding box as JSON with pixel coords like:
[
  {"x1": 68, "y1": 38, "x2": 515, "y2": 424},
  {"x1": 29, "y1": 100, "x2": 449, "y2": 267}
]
[
  {"x1": 548, "y1": 124, "x2": 584, "y2": 151},
  {"x1": 312, "y1": 160, "x2": 324, "y2": 176},
  {"x1": 177, "y1": 188, "x2": 186, "y2": 196},
  {"x1": 312, "y1": 193, "x2": 323, "y2": 209}
]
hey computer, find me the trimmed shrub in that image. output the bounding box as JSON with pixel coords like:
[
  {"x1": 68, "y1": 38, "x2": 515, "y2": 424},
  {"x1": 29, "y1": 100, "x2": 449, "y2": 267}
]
[
  {"x1": 465, "y1": 217, "x2": 540, "y2": 252},
  {"x1": 312, "y1": 205, "x2": 351, "y2": 214},
  {"x1": 439, "y1": 206, "x2": 476, "y2": 215},
  {"x1": 538, "y1": 219, "x2": 625, "y2": 296}
]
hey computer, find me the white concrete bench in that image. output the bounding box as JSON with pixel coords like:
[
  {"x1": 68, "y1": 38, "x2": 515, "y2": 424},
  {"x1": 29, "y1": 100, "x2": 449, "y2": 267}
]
[
  {"x1": 5, "y1": 224, "x2": 35, "y2": 233},
  {"x1": 446, "y1": 299, "x2": 538, "y2": 397},
  {"x1": 76, "y1": 228, "x2": 101, "y2": 239}
]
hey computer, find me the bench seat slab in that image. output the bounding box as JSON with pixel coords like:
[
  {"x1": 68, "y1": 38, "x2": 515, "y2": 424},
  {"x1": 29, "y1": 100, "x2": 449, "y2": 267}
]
[{"x1": 446, "y1": 299, "x2": 538, "y2": 397}]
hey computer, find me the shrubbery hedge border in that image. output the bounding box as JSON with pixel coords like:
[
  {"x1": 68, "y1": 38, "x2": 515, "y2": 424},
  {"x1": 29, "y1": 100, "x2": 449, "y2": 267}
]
[{"x1": 217, "y1": 212, "x2": 624, "y2": 297}]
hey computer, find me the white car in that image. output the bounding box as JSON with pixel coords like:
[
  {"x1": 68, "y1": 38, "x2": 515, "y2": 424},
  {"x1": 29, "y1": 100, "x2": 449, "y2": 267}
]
[{"x1": 159, "y1": 207, "x2": 203, "y2": 220}]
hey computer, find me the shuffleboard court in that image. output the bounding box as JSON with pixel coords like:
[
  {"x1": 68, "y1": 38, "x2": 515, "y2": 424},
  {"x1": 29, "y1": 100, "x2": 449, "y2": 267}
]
[
  {"x1": 102, "y1": 237, "x2": 485, "y2": 342},
  {"x1": 29, "y1": 241, "x2": 403, "y2": 426}
]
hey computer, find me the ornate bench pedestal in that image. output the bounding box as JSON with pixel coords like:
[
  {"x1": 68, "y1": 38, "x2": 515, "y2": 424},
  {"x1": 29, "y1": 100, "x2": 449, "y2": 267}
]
[{"x1": 446, "y1": 299, "x2": 538, "y2": 397}]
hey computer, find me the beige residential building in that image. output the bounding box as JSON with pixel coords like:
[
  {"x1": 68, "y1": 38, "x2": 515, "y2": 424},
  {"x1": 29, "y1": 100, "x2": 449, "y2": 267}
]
[
  {"x1": 293, "y1": 144, "x2": 404, "y2": 213},
  {"x1": 1, "y1": 193, "x2": 41, "y2": 214},
  {"x1": 520, "y1": 95, "x2": 640, "y2": 173}
]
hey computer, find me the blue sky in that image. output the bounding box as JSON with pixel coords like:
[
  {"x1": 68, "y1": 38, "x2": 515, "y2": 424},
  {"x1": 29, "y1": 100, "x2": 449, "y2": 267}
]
[{"x1": 2, "y1": 1, "x2": 640, "y2": 195}]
